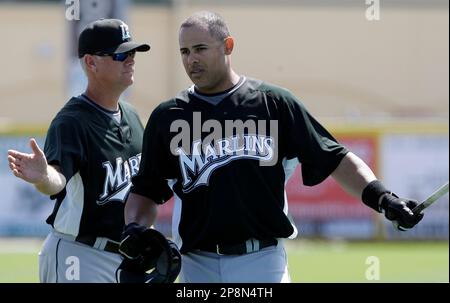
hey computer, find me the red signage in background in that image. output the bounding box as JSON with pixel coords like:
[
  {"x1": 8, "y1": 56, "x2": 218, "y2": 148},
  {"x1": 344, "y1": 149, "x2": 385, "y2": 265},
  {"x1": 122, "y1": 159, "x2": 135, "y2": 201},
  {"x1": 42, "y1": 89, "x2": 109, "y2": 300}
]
[
  {"x1": 156, "y1": 197, "x2": 174, "y2": 236},
  {"x1": 159, "y1": 197, "x2": 174, "y2": 219},
  {"x1": 285, "y1": 136, "x2": 378, "y2": 219}
]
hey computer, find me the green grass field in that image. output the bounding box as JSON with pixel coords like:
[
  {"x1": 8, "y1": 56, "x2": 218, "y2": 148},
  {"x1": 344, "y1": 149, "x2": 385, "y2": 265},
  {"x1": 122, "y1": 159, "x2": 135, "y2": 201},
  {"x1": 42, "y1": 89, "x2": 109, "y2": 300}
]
[
  {"x1": 0, "y1": 238, "x2": 448, "y2": 283},
  {"x1": 287, "y1": 240, "x2": 448, "y2": 282}
]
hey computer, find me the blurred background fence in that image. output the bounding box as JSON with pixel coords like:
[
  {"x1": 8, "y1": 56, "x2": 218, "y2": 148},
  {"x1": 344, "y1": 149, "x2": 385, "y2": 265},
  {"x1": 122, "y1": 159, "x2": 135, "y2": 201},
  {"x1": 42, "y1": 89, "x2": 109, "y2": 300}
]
[{"x1": 0, "y1": 0, "x2": 448, "y2": 241}]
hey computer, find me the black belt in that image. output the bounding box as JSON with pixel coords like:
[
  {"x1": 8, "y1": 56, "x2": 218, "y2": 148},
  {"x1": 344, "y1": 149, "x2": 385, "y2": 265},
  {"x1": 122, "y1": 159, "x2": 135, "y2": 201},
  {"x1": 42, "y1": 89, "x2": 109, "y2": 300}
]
[
  {"x1": 198, "y1": 239, "x2": 278, "y2": 255},
  {"x1": 76, "y1": 236, "x2": 120, "y2": 254}
]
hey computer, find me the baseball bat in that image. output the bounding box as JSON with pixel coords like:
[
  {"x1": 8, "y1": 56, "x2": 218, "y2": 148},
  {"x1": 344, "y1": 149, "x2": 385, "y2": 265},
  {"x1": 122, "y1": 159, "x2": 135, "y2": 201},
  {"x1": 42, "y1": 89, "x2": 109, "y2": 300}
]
[{"x1": 412, "y1": 181, "x2": 449, "y2": 215}]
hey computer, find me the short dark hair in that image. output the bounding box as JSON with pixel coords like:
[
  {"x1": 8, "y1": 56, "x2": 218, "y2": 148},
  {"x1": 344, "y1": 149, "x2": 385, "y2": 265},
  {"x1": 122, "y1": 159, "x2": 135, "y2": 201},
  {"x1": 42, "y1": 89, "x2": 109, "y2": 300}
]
[{"x1": 180, "y1": 11, "x2": 230, "y2": 41}]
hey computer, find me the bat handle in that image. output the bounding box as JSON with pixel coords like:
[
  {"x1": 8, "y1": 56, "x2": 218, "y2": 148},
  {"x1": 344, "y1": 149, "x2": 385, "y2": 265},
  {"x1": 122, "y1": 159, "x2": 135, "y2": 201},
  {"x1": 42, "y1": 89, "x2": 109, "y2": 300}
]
[{"x1": 412, "y1": 204, "x2": 425, "y2": 215}]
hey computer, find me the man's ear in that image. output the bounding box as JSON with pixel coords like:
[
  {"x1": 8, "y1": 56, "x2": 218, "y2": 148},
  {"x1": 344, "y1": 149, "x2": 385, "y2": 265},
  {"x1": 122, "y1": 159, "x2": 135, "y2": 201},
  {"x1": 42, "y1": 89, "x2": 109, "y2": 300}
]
[
  {"x1": 85, "y1": 55, "x2": 97, "y2": 72},
  {"x1": 224, "y1": 36, "x2": 234, "y2": 55}
]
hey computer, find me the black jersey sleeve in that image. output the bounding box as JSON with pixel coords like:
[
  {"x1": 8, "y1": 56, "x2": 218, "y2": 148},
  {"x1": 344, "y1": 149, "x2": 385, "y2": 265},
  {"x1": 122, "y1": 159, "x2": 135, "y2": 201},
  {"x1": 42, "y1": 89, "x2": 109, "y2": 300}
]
[
  {"x1": 280, "y1": 91, "x2": 349, "y2": 186},
  {"x1": 130, "y1": 105, "x2": 173, "y2": 204},
  {"x1": 44, "y1": 115, "x2": 86, "y2": 182}
]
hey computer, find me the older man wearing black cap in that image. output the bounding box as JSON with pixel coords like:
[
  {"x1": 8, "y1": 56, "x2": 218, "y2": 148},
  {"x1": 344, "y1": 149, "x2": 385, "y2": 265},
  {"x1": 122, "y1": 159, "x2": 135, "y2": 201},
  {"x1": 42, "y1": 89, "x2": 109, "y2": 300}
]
[{"x1": 7, "y1": 19, "x2": 151, "y2": 283}]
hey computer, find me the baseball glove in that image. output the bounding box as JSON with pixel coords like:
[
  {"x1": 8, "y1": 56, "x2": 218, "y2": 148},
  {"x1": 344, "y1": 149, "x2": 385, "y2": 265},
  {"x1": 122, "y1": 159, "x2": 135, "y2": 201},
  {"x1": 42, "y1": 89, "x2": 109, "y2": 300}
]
[{"x1": 116, "y1": 228, "x2": 181, "y2": 283}]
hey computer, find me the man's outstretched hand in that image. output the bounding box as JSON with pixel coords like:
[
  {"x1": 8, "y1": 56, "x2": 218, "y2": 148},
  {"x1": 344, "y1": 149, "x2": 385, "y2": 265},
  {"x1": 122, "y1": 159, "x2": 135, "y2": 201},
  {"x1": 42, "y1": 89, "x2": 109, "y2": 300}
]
[{"x1": 8, "y1": 138, "x2": 48, "y2": 185}]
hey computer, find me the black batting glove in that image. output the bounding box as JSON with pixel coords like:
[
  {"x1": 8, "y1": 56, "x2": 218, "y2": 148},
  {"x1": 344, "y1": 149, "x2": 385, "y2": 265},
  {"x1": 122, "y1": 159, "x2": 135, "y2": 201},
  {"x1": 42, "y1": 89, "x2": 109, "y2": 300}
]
[
  {"x1": 362, "y1": 180, "x2": 424, "y2": 231},
  {"x1": 119, "y1": 222, "x2": 148, "y2": 259},
  {"x1": 379, "y1": 193, "x2": 424, "y2": 231}
]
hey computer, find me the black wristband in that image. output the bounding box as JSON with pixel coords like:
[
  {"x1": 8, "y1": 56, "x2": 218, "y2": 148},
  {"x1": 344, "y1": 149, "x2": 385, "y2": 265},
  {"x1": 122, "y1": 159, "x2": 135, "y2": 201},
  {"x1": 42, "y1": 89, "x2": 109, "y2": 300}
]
[{"x1": 361, "y1": 180, "x2": 390, "y2": 213}]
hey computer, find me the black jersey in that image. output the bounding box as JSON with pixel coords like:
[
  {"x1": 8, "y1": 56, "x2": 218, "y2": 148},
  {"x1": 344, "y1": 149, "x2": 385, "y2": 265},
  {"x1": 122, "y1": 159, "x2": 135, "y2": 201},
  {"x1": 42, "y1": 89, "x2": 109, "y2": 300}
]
[
  {"x1": 44, "y1": 96, "x2": 144, "y2": 242},
  {"x1": 131, "y1": 77, "x2": 348, "y2": 253}
]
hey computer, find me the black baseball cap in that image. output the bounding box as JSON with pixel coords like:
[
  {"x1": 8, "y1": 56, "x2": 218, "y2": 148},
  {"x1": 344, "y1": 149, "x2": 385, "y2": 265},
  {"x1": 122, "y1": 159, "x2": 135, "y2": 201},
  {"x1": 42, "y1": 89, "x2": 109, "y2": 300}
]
[{"x1": 78, "y1": 18, "x2": 150, "y2": 58}]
